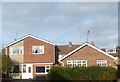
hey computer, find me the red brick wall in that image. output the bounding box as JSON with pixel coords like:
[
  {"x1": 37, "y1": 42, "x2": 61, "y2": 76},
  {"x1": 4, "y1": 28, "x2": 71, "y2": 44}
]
[
  {"x1": 24, "y1": 37, "x2": 55, "y2": 63},
  {"x1": 61, "y1": 45, "x2": 115, "y2": 67}
]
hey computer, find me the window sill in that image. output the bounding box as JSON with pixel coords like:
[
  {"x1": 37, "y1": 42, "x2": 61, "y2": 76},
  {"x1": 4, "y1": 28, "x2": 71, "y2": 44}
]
[
  {"x1": 32, "y1": 53, "x2": 44, "y2": 54},
  {"x1": 35, "y1": 73, "x2": 48, "y2": 74},
  {"x1": 9, "y1": 54, "x2": 23, "y2": 55}
]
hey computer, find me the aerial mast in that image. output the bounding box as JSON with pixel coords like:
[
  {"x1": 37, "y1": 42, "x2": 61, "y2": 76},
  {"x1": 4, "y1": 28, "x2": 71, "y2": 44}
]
[{"x1": 87, "y1": 30, "x2": 90, "y2": 42}]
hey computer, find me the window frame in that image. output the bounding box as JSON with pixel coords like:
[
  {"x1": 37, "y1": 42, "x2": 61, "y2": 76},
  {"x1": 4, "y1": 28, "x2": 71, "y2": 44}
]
[
  {"x1": 106, "y1": 48, "x2": 116, "y2": 53},
  {"x1": 97, "y1": 60, "x2": 107, "y2": 66},
  {"x1": 12, "y1": 65, "x2": 21, "y2": 73},
  {"x1": 67, "y1": 60, "x2": 87, "y2": 67},
  {"x1": 35, "y1": 66, "x2": 50, "y2": 74},
  {"x1": 32, "y1": 45, "x2": 44, "y2": 54},
  {"x1": 9, "y1": 46, "x2": 24, "y2": 55}
]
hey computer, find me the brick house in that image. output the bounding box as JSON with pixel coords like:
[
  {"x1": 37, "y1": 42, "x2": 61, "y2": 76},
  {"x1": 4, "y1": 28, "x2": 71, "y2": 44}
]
[
  {"x1": 58, "y1": 42, "x2": 118, "y2": 67},
  {"x1": 3, "y1": 35, "x2": 118, "y2": 79},
  {"x1": 4, "y1": 35, "x2": 55, "y2": 79}
]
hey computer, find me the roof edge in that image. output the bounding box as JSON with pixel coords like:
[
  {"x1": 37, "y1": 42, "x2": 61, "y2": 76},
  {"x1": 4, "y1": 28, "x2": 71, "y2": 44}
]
[
  {"x1": 4, "y1": 34, "x2": 55, "y2": 48},
  {"x1": 59, "y1": 42, "x2": 117, "y2": 61}
]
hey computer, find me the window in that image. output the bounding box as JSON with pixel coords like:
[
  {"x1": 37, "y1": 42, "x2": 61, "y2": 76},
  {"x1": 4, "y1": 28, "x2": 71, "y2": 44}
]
[
  {"x1": 13, "y1": 65, "x2": 20, "y2": 73},
  {"x1": 35, "y1": 66, "x2": 50, "y2": 74},
  {"x1": 106, "y1": 49, "x2": 116, "y2": 53},
  {"x1": 36, "y1": 66, "x2": 45, "y2": 73},
  {"x1": 67, "y1": 60, "x2": 87, "y2": 67},
  {"x1": 23, "y1": 65, "x2": 26, "y2": 73},
  {"x1": 97, "y1": 60, "x2": 107, "y2": 66},
  {"x1": 28, "y1": 67, "x2": 31, "y2": 73},
  {"x1": 32, "y1": 46, "x2": 44, "y2": 54},
  {"x1": 9, "y1": 46, "x2": 23, "y2": 55}
]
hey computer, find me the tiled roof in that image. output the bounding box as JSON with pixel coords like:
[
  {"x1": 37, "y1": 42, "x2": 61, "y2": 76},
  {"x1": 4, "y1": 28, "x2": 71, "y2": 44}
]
[
  {"x1": 108, "y1": 53, "x2": 118, "y2": 57},
  {"x1": 58, "y1": 44, "x2": 80, "y2": 55},
  {"x1": 59, "y1": 42, "x2": 118, "y2": 61}
]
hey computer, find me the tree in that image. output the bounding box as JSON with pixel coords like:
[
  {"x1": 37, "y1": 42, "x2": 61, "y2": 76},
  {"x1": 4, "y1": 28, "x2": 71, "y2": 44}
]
[{"x1": 1, "y1": 54, "x2": 12, "y2": 74}]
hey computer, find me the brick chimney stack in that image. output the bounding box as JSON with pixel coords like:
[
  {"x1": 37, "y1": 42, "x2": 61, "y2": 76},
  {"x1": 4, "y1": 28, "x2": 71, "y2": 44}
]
[
  {"x1": 69, "y1": 42, "x2": 73, "y2": 47},
  {"x1": 91, "y1": 41, "x2": 95, "y2": 46}
]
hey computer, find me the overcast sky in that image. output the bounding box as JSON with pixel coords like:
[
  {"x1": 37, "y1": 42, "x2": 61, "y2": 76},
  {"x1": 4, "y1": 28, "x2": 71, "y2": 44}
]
[{"x1": 1, "y1": 2, "x2": 118, "y2": 49}]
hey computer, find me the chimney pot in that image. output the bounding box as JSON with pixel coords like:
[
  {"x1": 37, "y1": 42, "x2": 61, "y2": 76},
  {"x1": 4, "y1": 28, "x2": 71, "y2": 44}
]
[
  {"x1": 69, "y1": 42, "x2": 73, "y2": 47},
  {"x1": 91, "y1": 41, "x2": 95, "y2": 46}
]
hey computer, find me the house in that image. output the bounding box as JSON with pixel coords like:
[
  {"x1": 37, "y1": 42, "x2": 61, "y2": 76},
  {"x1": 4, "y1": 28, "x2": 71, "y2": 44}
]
[
  {"x1": 3, "y1": 34, "x2": 56, "y2": 79},
  {"x1": 58, "y1": 42, "x2": 118, "y2": 67},
  {"x1": 101, "y1": 48, "x2": 118, "y2": 57},
  {"x1": 3, "y1": 34, "x2": 118, "y2": 79}
]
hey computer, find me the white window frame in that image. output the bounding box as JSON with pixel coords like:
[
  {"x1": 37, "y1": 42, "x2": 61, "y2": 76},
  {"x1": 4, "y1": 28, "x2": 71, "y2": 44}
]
[
  {"x1": 32, "y1": 45, "x2": 44, "y2": 54},
  {"x1": 67, "y1": 60, "x2": 87, "y2": 67},
  {"x1": 106, "y1": 48, "x2": 116, "y2": 53},
  {"x1": 97, "y1": 60, "x2": 107, "y2": 66},
  {"x1": 9, "y1": 46, "x2": 24, "y2": 55},
  {"x1": 35, "y1": 66, "x2": 50, "y2": 74}
]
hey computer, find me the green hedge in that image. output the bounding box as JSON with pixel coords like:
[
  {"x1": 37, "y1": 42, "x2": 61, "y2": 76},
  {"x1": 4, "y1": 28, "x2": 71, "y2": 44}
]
[{"x1": 47, "y1": 66, "x2": 117, "y2": 80}]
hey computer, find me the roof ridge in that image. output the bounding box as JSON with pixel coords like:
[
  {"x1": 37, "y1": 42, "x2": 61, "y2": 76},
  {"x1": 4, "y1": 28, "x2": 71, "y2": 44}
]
[{"x1": 4, "y1": 34, "x2": 55, "y2": 48}]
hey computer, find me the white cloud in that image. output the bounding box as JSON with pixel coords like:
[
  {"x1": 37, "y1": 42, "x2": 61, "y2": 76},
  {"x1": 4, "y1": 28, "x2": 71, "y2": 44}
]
[{"x1": 2, "y1": 2, "x2": 118, "y2": 48}]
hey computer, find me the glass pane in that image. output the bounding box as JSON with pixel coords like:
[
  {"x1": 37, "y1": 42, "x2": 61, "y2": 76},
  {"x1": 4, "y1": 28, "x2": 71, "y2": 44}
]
[
  {"x1": 46, "y1": 69, "x2": 49, "y2": 72},
  {"x1": 28, "y1": 67, "x2": 31, "y2": 73},
  {"x1": 13, "y1": 65, "x2": 19, "y2": 73},
  {"x1": 32, "y1": 46, "x2": 44, "y2": 54},
  {"x1": 36, "y1": 67, "x2": 45, "y2": 73},
  {"x1": 23, "y1": 65, "x2": 26, "y2": 73}
]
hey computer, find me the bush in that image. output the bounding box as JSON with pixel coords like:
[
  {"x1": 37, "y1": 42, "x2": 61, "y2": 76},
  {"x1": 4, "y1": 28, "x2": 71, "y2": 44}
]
[{"x1": 47, "y1": 66, "x2": 117, "y2": 80}]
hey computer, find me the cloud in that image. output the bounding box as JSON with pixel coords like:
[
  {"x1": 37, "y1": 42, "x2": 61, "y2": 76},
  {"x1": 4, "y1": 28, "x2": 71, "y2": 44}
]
[{"x1": 2, "y1": 2, "x2": 118, "y2": 48}]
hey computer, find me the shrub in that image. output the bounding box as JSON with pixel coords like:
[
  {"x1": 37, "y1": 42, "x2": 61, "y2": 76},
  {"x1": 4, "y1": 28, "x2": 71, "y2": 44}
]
[{"x1": 47, "y1": 66, "x2": 117, "y2": 80}]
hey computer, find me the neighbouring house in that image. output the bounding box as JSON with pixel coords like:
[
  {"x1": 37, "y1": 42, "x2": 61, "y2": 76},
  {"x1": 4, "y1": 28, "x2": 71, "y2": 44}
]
[
  {"x1": 101, "y1": 48, "x2": 118, "y2": 57},
  {"x1": 58, "y1": 42, "x2": 118, "y2": 67},
  {"x1": 3, "y1": 35, "x2": 118, "y2": 79},
  {"x1": 3, "y1": 34, "x2": 56, "y2": 79}
]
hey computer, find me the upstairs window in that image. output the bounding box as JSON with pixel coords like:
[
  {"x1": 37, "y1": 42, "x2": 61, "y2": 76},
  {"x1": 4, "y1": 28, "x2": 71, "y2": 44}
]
[
  {"x1": 97, "y1": 60, "x2": 107, "y2": 66},
  {"x1": 9, "y1": 46, "x2": 23, "y2": 55},
  {"x1": 32, "y1": 46, "x2": 44, "y2": 54},
  {"x1": 106, "y1": 48, "x2": 116, "y2": 53}
]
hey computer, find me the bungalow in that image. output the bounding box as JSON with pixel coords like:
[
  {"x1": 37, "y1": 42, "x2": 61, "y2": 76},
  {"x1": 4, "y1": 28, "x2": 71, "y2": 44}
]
[
  {"x1": 3, "y1": 35, "x2": 118, "y2": 79},
  {"x1": 58, "y1": 42, "x2": 118, "y2": 67}
]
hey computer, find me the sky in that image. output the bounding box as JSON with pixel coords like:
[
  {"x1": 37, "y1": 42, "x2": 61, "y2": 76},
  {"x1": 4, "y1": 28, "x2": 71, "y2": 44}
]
[{"x1": 1, "y1": 2, "x2": 118, "y2": 49}]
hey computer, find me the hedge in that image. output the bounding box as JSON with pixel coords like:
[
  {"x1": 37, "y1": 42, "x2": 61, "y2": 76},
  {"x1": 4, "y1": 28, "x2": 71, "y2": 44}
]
[{"x1": 46, "y1": 66, "x2": 117, "y2": 80}]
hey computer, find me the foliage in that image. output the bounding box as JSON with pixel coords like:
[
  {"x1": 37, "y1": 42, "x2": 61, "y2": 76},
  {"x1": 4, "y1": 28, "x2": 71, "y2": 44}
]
[
  {"x1": 47, "y1": 66, "x2": 117, "y2": 80},
  {"x1": 2, "y1": 54, "x2": 12, "y2": 74}
]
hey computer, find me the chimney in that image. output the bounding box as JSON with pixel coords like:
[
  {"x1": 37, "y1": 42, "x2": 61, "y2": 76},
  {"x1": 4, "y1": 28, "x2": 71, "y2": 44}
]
[
  {"x1": 91, "y1": 41, "x2": 95, "y2": 46},
  {"x1": 69, "y1": 42, "x2": 73, "y2": 47}
]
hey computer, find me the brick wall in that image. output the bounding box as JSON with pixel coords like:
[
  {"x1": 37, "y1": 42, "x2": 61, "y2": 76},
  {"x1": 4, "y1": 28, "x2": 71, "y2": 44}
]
[
  {"x1": 24, "y1": 37, "x2": 55, "y2": 63},
  {"x1": 61, "y1": 45, "x2": 115, "y2": 67}
]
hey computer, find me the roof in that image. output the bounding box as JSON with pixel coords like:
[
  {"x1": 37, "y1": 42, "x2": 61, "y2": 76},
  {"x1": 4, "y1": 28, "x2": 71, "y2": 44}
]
[
  {"x1": 58, "y1": 44, "x2": 80, "y2": 55},
  {"x1": 59, "y1": 42, "x2": 118, "y2": 61},
  {"x1": 4, "y1": 34, "x2": 55, "y2": 48}
]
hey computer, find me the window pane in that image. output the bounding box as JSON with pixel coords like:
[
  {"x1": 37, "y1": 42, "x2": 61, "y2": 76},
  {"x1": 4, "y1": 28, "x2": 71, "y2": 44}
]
[
  {"x1": 97, "y1": 60, "x2": 107, "y2": 66},
  {"x1": 36, "y1": 67, "x2": 45, "y2": 73},
  {"x1": 13, "y1": 65, "x2": 19, "y2": 73},
  {"x1": 23, "y1": 65, "x2": 26, "y2": 73},
  {"x1": 28, "y1": 67, "x2": 31, "y2": 73},
  {"x1": 9, "y1": 46, "x2": 23, "y2": 54},
  {"x1": 46, "y1": 69, "x2": 49, "y2": 72},
  {"x1": 67, "y1": 60, "x2": 87, "y2": 67},
  {"x1": 32, "y1": 46, "x2": 44, "y2": 54}
]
